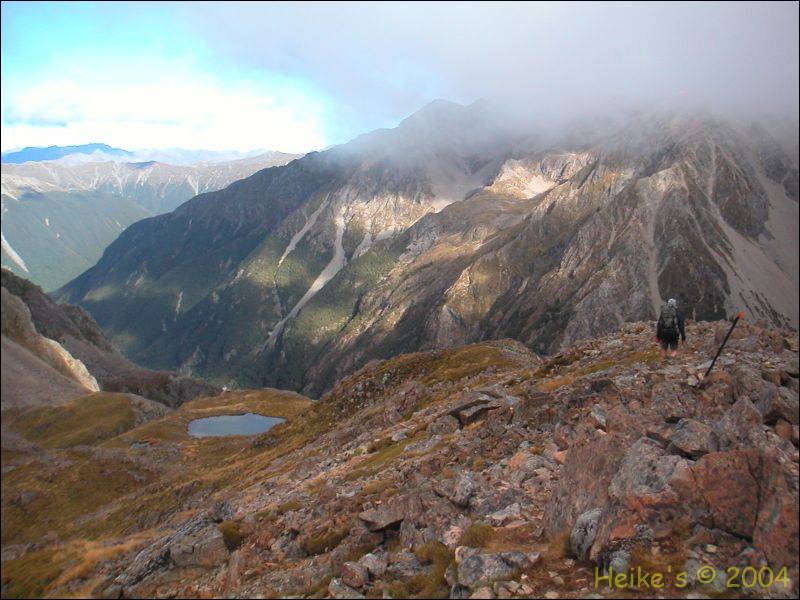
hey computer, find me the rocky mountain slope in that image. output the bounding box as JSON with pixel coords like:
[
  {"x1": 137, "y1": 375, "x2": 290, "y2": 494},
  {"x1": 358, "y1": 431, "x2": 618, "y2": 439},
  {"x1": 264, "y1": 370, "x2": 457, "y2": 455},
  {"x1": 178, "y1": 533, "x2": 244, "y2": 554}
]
[
  {"x1": 57, "y1": 102, "x2": 799, "y2": 396},
  {"x1": 2, "y1": 318, "x2": 797, "y2": 598},
  {"x1": 1, "y1": 268, "x2": 218, "y2": 408},
  {"x1": 1, "y1": 152, "x2": 300, "y2": 289}
]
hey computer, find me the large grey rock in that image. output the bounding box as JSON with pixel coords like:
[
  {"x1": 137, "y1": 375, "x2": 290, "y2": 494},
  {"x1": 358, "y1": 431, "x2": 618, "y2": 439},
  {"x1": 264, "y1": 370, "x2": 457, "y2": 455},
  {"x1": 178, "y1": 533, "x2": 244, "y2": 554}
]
[
  {"x1": 670, "y1": 418, "x2": 717, "y2": 458},
  {"x1": 450, "y1": 473, "x2": 478, "y2": 507},
  {"x1": 456, "y1": 550, "x2": 538, "y2": 588},
  {"x1": 358, "y1": 493, "x2": 422, "y2": 531},
  {"x1": 757, "y1": 386, "x2": 799, "y2": 425},
  {"x1": 169, "y1": 526, "x2": 227, "y2": 568},
  {"x1": 358, "y1": 551, "x2": 388, "y2": 578},
  {"x1": 429, "y1": 414, "x2": 461, "y2": 435},
  {"x1": 569, "y1": 508, "x2": 602, "y2": 560},
  {"x1": 387, "y1": 551, "x2": 423, "y2": 579},
  {"x1": 328, "y1": 577, "x2": 365, "y2": 599}
]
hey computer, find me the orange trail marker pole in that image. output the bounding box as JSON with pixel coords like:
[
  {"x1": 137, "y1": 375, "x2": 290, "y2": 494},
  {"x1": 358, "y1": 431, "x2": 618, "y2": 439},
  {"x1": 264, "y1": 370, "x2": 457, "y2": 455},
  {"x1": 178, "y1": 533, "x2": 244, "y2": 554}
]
[{"x1": 705, "y1": 311, "x2": 745, "y2": 379}]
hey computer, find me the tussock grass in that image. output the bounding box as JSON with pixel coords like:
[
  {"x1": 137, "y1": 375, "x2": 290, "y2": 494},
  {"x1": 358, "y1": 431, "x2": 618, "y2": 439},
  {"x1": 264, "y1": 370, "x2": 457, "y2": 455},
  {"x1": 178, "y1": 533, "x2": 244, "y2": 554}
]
[
  {"x1": 218, "y1": 520, "x2": 243, "y2": 551},
  {"x1": 302, "y1": 528, "x2": 349, "y2": 556},
  {"x1": 459, "y1": 522, "x2": 494, "y2": 547}
]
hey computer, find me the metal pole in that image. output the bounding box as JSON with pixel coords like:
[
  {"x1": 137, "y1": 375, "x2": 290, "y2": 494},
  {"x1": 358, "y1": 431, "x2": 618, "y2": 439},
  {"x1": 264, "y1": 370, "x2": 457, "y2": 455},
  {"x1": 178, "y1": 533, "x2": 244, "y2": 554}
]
[{"x1": 704, "y1": 311, "x2": 744, "y2": 379}]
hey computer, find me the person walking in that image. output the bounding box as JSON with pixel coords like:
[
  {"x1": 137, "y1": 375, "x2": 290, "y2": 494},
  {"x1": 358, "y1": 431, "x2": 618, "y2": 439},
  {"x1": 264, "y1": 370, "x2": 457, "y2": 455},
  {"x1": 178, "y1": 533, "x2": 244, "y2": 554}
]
[{"x1": 656, "y1": 298, "x2": 686, "y2": 358}]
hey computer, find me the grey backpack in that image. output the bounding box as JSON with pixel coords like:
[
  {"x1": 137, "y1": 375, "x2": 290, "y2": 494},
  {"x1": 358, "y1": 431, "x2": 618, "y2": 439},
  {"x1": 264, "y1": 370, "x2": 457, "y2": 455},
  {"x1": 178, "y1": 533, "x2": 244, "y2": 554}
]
[{"x1": 660, "y1": 304, "x2": 678, "y2": 334}]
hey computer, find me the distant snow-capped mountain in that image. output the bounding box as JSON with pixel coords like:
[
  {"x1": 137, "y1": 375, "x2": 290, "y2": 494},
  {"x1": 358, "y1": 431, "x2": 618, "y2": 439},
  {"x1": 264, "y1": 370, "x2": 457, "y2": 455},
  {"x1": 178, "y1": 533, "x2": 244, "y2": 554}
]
[
  {"x1": 1, "y1": 151, "x2": 301, "y2": 290},
  {"x1": 1, "y1": 143, "x2": 133, "y2": 164}
]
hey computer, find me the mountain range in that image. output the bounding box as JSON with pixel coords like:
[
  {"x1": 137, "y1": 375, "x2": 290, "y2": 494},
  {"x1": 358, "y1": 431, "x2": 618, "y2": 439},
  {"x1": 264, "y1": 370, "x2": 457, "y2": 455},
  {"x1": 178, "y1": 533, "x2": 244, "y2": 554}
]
[
  {"x1": 56, "y1": 100, "x2": 799, "y2": 396},
  {"x1": 1, "y1": 151, "x2": 300, "y2": 290},
  {"x1": 0, "y1": 143, "x2": 133, "y2": 164}
]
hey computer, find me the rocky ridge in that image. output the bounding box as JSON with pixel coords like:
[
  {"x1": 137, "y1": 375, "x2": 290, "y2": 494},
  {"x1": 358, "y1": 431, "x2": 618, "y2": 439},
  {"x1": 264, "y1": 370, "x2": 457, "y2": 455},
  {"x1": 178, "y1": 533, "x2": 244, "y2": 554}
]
[{"x1": 3, "y1": 317, "x2": 797, "y2": 598}]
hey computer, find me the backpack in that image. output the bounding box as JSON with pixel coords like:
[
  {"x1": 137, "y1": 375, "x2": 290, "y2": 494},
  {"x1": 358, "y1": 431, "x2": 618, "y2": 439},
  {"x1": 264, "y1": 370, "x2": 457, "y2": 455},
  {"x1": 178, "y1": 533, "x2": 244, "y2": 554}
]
[{"x1": 660, "y1": 304, "x2": 678, "y2": 334}]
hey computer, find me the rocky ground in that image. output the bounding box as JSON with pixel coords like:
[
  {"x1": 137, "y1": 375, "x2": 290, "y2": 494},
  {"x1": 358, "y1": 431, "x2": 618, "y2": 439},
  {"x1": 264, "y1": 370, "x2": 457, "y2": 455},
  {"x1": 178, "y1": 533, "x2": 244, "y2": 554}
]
[{"x1": 2, "y1": 319, "x2": 798, "y2": 599}]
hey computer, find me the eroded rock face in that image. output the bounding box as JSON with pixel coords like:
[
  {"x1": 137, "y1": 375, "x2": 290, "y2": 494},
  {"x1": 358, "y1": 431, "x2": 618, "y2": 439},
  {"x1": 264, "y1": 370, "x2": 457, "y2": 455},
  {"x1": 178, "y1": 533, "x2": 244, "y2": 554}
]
[
  {"x1": 1, "y1": 285, "x2": 99, "y2": 397},
  {"x1": 1, "y1": 268, "x2": 218, "y2": 408},
  {"x1": 55, "y1": 107, "x2": 798, "y2": 397}
]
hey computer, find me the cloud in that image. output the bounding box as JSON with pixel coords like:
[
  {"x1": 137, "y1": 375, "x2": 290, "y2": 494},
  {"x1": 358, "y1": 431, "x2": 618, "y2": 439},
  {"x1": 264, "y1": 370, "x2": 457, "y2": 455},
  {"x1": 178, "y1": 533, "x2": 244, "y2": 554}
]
[
  {"x1": 183, "y1": 1, "x2": 799, "y2": 130},
  {"x1": 1, "y1": 74, "x2": 327, "y2": 153},
  {"x1": 2, "y1": 2, "x2": 797, "y2": 151}
]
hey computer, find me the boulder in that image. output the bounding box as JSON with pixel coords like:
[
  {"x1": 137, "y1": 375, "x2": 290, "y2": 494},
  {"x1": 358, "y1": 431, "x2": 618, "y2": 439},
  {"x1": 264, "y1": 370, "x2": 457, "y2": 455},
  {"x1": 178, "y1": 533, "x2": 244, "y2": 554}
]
[
  {"x1": 569, "y1": 508, "x2": 602, "y2": 560},
  {"x1": 504, "y1": 451, "x2": 549, "y2": 485},
  {"x1": 670, "y1": 418, "x2": 717, "y2": 458},
  {"x1": 487, "y1": 503, "x2": 522, "y2": 526},
  {"x1": 543, "y1": 433, "x2": 628, "y2": 538},
  {"x1": 358, "y1": 552, "x2": 388, "y2": 578},
  {"x1": 450, "y1": 395, "x2": 507, "y2": 426},
  {"x1": 428, "y1": 414, "x2": 461, "y2": 435},
  {"x1": 757, "y1": 386, "x2": 799, "y2": 425},
  {"x1": 340, "y1": 561, "x2": 369, "y2": 589},
  {"x1": 456, "y1": 550, "x2": 538, "y2": 588},
  {"x1": 169, "y1": 526, "x2": 227, "y2": 568},
  {"x1": 450, "y1": 473, "x2": 478, "y2": 507},
  {"x1": 358, "y1": 493, "x2": 422, "y2": 531},
  {"x1": 387, "y1": 551, "x2": 423, "y2": 579},
  {"x1": 651, "y1": 382, "x2": 694, "y2": 422},
  {"x1": 715, "y1": 397, "x2": 763, "y2": 449},
  {"x1": 328, "y1": 577, "x2": 365, "y2": 599},
  {"x1": 691, "y1": 450, "x2": 759, "y2": 539},
  {"x1": 589, "y1": 404, "x2": 607, "y2": 430}
]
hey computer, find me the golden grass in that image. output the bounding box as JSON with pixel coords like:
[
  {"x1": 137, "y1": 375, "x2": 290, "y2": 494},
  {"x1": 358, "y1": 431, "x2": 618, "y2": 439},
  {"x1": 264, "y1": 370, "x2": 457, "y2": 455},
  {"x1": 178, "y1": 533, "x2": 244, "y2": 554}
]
[
  {"x1": 4, "y1": 393, "x2": 138, "y2": 448},
  {"x1": 218, "y1": 520, "x2": 243, "y2": 551},
  {"x1": 1, "y1": 451, "x2": 153, "y2": 545},
  {"x1": 302, "y1": 528, "x2": 349, "y2": 556},
  {"x1": 409, "y1": 541, "x2": 455, "y2": 598},
  {"x1": 0, "y1": 546, "x2": 69, "y2": 599},
  {"x1": 459, "y1": 522, "x2": 494, "y2": 547}
]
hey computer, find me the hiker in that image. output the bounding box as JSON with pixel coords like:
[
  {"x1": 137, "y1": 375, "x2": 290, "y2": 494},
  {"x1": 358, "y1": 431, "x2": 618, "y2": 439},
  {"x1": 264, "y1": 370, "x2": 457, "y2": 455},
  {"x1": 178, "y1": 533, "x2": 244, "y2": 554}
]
[{"x1": 656, "y1": 298, "x2": 686, "y2": 358}]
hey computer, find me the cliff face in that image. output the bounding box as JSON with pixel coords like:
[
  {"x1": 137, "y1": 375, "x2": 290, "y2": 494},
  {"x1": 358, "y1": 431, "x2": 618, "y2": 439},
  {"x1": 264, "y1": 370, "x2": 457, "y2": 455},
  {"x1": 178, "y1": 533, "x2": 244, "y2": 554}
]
[
  {"x1": 2, "y1": 319, "x2": 797, "y2": 598},
  {"x1": 57, "y1": 105, "x2": 799, "y2": 395},
  {"x1": 1, "y1": 268, "x2": 218, "y2": 408}
]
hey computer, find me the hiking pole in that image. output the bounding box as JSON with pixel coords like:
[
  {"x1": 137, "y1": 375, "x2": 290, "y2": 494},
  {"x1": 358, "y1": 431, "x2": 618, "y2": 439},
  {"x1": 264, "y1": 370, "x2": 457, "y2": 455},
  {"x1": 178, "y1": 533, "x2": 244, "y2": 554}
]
[{"x1": 704, "y1": 311, "x2": 745, "y2": 379}]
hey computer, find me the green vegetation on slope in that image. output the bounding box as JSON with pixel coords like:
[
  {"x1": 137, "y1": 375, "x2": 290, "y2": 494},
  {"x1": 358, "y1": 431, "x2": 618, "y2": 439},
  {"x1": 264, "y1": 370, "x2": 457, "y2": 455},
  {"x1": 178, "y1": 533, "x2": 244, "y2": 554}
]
[
  {"x1": 275, "y1": 243, "x2": 402, "y2": 390},
  {"x1": 1, "y1": 190, "x2": 150, "y2": 291}
]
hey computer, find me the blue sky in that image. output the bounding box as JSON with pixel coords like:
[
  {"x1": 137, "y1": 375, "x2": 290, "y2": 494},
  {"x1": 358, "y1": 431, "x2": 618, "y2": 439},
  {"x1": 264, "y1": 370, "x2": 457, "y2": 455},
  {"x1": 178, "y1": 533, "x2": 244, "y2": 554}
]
[
  {"x1": 2, "y1": 2, "x2": 798, "y2": 153},
  {"x1": 1, "y1": 2, "x2": 345, "y2": 152}
]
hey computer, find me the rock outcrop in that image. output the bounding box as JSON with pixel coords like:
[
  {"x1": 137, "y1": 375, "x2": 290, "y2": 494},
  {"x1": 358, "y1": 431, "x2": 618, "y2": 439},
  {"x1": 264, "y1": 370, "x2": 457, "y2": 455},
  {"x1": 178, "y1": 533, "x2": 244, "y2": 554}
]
[{"x1": 2, "y1": 268, "x2": 218, "y2": 408}]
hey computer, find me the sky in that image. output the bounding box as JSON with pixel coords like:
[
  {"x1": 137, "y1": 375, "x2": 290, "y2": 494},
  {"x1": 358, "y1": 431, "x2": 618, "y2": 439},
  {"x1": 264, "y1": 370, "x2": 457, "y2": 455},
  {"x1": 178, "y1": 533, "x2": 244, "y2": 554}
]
[{"x1": 1, "y1": 1, "x2": 798, "y2": 153}]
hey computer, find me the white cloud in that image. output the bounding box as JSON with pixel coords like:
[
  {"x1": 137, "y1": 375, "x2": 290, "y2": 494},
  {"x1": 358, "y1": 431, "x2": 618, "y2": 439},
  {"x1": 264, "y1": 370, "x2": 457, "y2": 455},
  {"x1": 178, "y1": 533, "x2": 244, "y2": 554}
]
[{"x1": 1, "y1": 75, "x2": 328, "y2": 153}]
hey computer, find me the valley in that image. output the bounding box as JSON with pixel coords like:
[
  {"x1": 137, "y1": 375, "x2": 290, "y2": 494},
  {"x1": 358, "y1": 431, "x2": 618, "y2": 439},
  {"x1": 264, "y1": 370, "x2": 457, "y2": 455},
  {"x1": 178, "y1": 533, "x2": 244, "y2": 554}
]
[
  {"x1": 55, "y1": 104, "x2": 799, "y2": 399},
  {"x1": 1, "y1": 151, "x2": 300, "y2": 290}
]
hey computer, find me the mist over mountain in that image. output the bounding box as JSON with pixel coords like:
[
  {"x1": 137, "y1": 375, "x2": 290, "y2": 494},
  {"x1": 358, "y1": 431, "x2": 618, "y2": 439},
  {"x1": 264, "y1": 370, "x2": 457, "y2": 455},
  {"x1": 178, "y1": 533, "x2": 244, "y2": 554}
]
[{"x1": 56, "y1": 100, "x2": 799, "y2": 397}]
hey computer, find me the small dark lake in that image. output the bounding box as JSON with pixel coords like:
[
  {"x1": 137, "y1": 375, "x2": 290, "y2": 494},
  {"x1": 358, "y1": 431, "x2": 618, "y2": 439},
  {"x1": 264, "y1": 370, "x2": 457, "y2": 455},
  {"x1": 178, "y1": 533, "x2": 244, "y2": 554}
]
[{"x1": 187, "y1": 413, "x2": 285, "y2": 438}]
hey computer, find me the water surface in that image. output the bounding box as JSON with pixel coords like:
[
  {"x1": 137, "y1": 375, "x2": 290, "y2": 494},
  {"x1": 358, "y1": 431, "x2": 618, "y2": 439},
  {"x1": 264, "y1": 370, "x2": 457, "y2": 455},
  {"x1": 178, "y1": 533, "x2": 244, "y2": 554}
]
[{"x1": 187, "y1": 413, "x2": 285, "y2": 438}]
